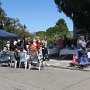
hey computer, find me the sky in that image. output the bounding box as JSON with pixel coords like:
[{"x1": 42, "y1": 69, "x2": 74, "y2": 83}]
[{"x1": 1, "y1": 0, "x2": 73, "y2": 33}]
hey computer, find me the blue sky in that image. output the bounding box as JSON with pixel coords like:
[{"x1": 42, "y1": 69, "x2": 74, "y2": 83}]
[{"x1": 1, "y1": 0, "x2": 73, "y2": 33}]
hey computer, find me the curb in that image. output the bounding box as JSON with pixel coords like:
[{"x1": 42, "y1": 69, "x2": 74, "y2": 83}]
[{"x1": 48, "y1": 64, "x2": 90, "y2": 72}]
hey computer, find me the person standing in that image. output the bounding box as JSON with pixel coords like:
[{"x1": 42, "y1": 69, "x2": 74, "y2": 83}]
[
  {"x1": 63, "y1": 35, "x2": 68, "y2": 48},
  {"x1": 35, "y1": 37, "x2": 40, "y2": 51},
  {"x1": 86, "y1": 40, "x2": 90, "y2": 62},
  {"x1": 42, "y1": 37, "x2": 49, "y2": 61},
  {"x1": 42, "y1": 37, "x2": 48, "y2": 48},
  {"x1": 77, "y1": 35, "x2": 87, "y2": 62},
  {"x1": 57, "y1": 36, "x2": 64, "y2": 56}
]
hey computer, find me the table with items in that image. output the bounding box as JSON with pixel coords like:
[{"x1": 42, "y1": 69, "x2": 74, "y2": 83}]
[
  {"x1": 59, "y1": 49, "x2": 78, "y2": 59},
  {"x1": 48, "y1": 47, "x2": 58, "y2": 55}
]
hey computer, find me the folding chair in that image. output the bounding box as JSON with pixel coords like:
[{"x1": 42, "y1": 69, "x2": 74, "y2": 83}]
[
  {"x1": 0, "y1": 52, "x2": 10, "y2": 66},
  {"x1": 19, "y1": 52, "x2": 28, "y2": 69},
  {"x1": 9, "y1": 51, "x2": 17, "y2": 68}
]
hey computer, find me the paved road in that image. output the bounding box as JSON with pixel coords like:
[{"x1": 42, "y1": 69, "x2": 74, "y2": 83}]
[{"x1": 0, "y1": 66, "x2": 90, "y2": 90}]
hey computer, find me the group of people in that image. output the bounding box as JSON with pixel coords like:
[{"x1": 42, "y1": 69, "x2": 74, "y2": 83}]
[
  {"x1": 3, "y1": 36, "x2": 49, "y2": 61},
  {"x1": 57, "y1": 35, "x2": 90, "y2": 63},
  {"x1": 27, "y1": 36, "x2": 49, "y2": 61},
  {"x1": 4, "y1": 34, "x2": 90, "y2": 63}
]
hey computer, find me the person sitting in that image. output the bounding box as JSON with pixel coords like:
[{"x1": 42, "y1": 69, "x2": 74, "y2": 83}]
[
  {"x1": 14, "y1": 48, "x2": 20, "y2": 67},
  {"x1": 3, "y1": 46, "x2": 8, "y2": 52},
  {"x1": 2, "y1": 46, "x2": 8, "y2": 55},
  {"x1": 6, "y1": 41, "x2": 10, "y2": 50},
  {"x1": 49, "y1": 42, "x2": 53, "y2": 49},
  {"x1": 16, "y1": 39, "x2": 23, "y2": 52}
]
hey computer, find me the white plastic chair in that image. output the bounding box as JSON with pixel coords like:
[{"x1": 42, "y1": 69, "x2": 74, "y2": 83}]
[
  {"x1": 9, "y1": 51, "x2": 17, "y2": 68},
  {"x1": 19, "y1": 52, "x2": 28, "y2": 69},
  {"x1": 38, "y1": 56, "x2": 43, "y2": 70}
]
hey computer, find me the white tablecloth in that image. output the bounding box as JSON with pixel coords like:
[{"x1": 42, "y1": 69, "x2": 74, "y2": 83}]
[
  {"x1": 59, "y1": 49, "x2": 78, "y2": 57},
  {"x1": 87, "y1": 52, "x2": 90, "y2": 58},
  {"x1": 48, "y1": 48, "x2": 57, "y2": 55}
]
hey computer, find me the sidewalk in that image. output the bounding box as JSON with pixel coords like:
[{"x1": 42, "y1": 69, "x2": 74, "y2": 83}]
[
  {"x1": 44, "y1": 59, "x2": 70, "y2": 69},
  {"x1": 44, "y1": 59, "x2": 90, "y2": 71},
  {"x1": 45, "y1": 59, "x2": 69, "y2": 67}
]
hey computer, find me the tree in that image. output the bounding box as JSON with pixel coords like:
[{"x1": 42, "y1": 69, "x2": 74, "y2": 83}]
[
  {"x1": 46, "y1": 18, "x2": 70, "y2": 43},
  {"x1": 54, "y1": 0, "x2": 90, "y2": 31},
  {"x1": 0, "y1": 2, "x2": 7, "y2": 29},
  {"x1": 0, "y1": 1, "x2": 31, "y2": 39},
  {"x1": 35, "y1": 31, "x2": 46, "y2": 37},
  {"x1": 56, "y1": 18, "x2": 67, "y2": 26}
]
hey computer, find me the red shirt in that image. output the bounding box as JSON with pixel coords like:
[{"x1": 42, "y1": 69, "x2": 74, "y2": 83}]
[{"x1": 36, "y1": 40, "x2": 40, "y2": 49}]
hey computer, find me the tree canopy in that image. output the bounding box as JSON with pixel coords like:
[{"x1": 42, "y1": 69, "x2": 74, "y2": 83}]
[
  {"x1": 46, "y1": 18, "x2": 70, "y2": 43},
  {"x1": 54, "y1": 0, "x2": 90, "y2": 31},
  {"x1": 31, "y1": 18, "x2": 71, "y2": 43},
  {"x1": 0, "y1": 2, "x2": 31, "y2": 38}
]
